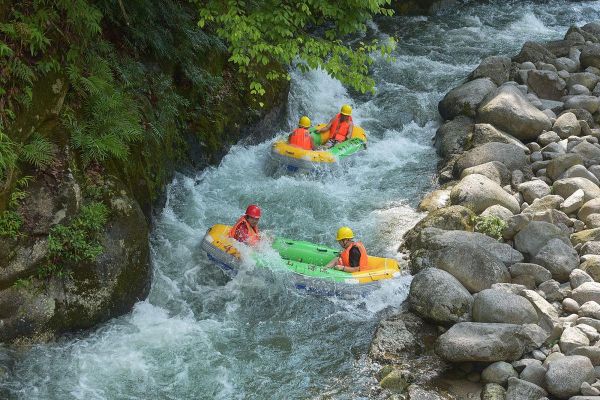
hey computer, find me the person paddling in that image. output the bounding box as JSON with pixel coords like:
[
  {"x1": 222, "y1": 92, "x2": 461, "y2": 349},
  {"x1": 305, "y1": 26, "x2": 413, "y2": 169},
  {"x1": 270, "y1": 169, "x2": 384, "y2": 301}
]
[
  {"x1": 318, "y1": 104, "x2": 354, "y2": 147},
  {"x1": 288, "y1": 116, "x2": 315, "y2": 150},
  {"x1": 229, "y1": 205, "x2": 261, "y2": 245},
  {"x1": 326, "y1": 226, "x2": 368, "y2": 272}
]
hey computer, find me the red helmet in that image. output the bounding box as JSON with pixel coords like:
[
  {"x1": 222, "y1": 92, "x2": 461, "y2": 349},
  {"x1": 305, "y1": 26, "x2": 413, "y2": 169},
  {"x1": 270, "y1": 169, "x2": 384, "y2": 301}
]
[{"x1": 245, "y1": 204, "x2": 261, "y2": 219}]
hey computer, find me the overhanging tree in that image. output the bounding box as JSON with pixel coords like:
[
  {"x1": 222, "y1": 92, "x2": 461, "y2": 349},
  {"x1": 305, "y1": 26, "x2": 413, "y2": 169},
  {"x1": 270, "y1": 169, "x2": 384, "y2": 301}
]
[{"x1": 193, "y1": 0, "x2": 396, "y2": 97}]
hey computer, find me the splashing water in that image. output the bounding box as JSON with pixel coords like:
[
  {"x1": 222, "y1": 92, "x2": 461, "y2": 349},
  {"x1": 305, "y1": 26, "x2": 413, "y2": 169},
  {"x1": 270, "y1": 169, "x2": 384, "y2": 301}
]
[{"x1": 2, "y1": 1, "x2": 600, "y2": 399}]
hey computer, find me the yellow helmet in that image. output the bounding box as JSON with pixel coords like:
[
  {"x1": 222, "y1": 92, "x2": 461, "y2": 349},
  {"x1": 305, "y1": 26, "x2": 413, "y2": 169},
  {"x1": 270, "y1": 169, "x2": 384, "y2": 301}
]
[
  {"x1": 340, "y1": 104, "x2": 352, "y2": 116},
  {"x1": 336, "y1": 226, "x2": 354, "y2": 241},
  {"x1": 299, "y1": 116, "x2": 311, "y2": 128}
]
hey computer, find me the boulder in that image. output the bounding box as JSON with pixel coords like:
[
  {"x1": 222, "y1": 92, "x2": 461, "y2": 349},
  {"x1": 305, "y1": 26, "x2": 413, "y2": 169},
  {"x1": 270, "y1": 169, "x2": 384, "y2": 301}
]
[
  {"x1": 528, "y1": 69, "x2": 567, "y2": 100},
  {"x1": 521, "y1": 195, "x2": 565, "y2": 214},
  {"x1": 562, "y1": 165, "x2": 600, "y2": 186},
  {"x1": 572, "y1": 229, "x2": 600, "y2": 246},
  {"x1": 439, "y1": 78, "x2": 497, "y2": 120},
  {"x1": 519, "y1": 363, "x2": 547, "y2": 388},
  {"x1": 581, "y1": 241, "x2": 600, "y2": 256},
  {"x1": 581, "y1": 257, "x2": 600, "y2": 281},
  {"x1": 521, "y1": 290, "x2": 563, "y2": 340},
  {"x1": 403, "y1": 205, "x2": 475, "y2": 252},
  {"x1": 532, "y1": 238, "x2": 580, "y2": 281},
  {"x1": 553, "y1": 112, "x2": 581, "y2": 138},
  {"x1": 434, "y1": 116, "x2": 474, "y2": 159},
  {"x1": 469, "y1": 55, "x2": 512, "y2": 85},
  {"x1": 572, "y1": 282, "x2": 600, "y2": 305},
  {"x1": 435, "y1": 322, "x2": 548, "y2": 362},
  {"x1": 579, "y1": 198, "x2": 600, "y2": 225},
  {"x1": 505, "y1": 377, "x2": 547, "y2": 400},
  {"x1": 553, "y1": 177, "x2": 600, "y2": 203},
  {"x1": 418, "y1": 191, "x2": 451, "y2": 213},
  {"x1": 460, "y1": 161, "x2": 511, "y2": 186},
  {"x1": 560, "y1": 326, "x2": 590, "y2": 354},
  {"x1": 481, "y1": 383, "x2": 506, "y2": 400},
  {"x1": 539, "y1": 130, "x2": 561, "y2": 146},
  {"x1": 518, "y1": 180, "x2": 551, "y2": 204},
  {"x1": 472, "y1": 289, "x2": 538, "y2": 324},
  {"x1": 478, "y1": 85, "x2": 553, "y2": 142},
  {"x1": 545, "y1": 355, "x2": 595, "y2": 399},
  {"x1": 481, "y1": 361, "x2": 518, "y2": 385},
  {"x1": 453, "y1": 142, "x2": 530, "y2": 177},
  {"x1": 570, "y1": 141, "x2": 600, "y2": 167},
  {"x1": 514, "y1": 221, "x2": 571, "y2": 258},
  {"x1": 546, "y1": 153, "x2": 584, "y2": 181},
  {"x1": 570, "y1": 346, "x2": 600, "y2": 366},
  {"x1": 561, "y1": 189, "x2": 586, "y2": 215},
  {"x1": 481, "y1": 205, "x2": 514, "y2": 221},
  {"x1": 450, "y1": 174, "x2": 520, "y2": 214},
  {"x1": 564, "y1": 95, "x2": 600, "y2": 114},
  {"x1": 567, "y1": 72, "x2": 600, "y2": 91},
  {"x1": 581, "y1": 43, "x2": 600, "y2": 69},
  {"x1": 510, "y1": 262, "x2": 552, "y2": 285},
  {"x1": 578, "y1": 301, "x2": 600, "y2": 319},
  {"x1": 571, "y1": 269, "x2": 594, "y2": 289},
  {"x1": 408, "y1": 268, "x2": 473, "y2": 325},
  {"x1": 471, "y1": 123, "x2": 529, "y2": 153},
  {"x1": 513, "y1": 41, "x2": 557, "y2": 64}
]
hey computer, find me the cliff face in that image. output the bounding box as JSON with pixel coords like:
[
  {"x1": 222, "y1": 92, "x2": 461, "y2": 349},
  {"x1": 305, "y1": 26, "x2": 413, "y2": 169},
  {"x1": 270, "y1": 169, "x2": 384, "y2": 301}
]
[{"x1": 0, "y1": 1, "x2": 288, "y2": 343}]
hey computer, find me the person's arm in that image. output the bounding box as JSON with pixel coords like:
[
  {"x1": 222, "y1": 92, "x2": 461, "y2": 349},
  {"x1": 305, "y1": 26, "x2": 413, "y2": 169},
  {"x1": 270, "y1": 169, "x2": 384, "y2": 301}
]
[
  {"x1": 347, "y1": 122, "x2": 354, "y2": 140},
  {"x1": 318, "y1": 119, "x2": 334, "y2": 133}
]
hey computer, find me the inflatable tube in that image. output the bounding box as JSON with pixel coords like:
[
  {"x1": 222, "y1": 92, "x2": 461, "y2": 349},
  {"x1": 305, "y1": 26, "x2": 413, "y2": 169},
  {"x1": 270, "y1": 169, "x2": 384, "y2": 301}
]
[
  {"x1": 270, "y1": 124, "x2": 367, "y2": 172},
  {"x1": 200, "y1": 224, "x2": 401, "y2": 295}
]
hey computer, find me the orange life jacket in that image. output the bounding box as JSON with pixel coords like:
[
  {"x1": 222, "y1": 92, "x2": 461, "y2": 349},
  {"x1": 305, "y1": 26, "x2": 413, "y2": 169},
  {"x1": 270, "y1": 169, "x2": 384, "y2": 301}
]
[
  {"x1": 339, "y1": 241, "x2": 369, "y2": 270},
  {"x1": 288, "y1": 127, "x2": 312, "y2": 150},
  {"x1": 229, "y1": 216, "x2": 259, "y2": 245},
  {"x1": 329, "y1": 113, "x2": 353, "y2": 142}
]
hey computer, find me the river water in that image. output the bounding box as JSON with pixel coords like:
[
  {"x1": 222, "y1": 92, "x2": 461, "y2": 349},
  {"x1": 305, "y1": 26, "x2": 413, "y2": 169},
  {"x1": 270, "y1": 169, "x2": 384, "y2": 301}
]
[{"x1": 2, "y1": 1, "x2": 600, "y2": 399}]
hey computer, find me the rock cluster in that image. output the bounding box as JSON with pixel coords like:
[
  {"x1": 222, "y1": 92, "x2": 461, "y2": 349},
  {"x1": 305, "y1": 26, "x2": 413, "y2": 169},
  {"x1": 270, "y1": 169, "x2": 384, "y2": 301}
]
[{"x1": 375, "y1": 21, "x2": 600, "y2": 399}]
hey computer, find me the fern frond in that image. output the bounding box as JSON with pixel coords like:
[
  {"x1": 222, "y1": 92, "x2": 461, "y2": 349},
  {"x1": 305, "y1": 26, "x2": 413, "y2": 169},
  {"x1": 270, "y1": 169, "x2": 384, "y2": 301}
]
[
  {"x1": 20, "y1": 133, "x2": 54, "y2": 168},
  {"x1": 0, "y1": 131, "x2": 18, "y2": 179}
]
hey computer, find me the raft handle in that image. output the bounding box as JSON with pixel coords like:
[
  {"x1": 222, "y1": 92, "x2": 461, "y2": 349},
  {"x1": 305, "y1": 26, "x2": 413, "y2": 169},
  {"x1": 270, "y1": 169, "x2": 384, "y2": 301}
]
[{"x1": 316, "y1": 248, "x2": 329, "y2": 253}]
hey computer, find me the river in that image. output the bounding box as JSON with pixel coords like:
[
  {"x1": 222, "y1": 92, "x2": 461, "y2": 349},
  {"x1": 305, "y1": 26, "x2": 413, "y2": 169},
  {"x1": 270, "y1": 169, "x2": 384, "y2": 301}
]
[{"x1": 2, "y1": 1, "x2": 600, "y2": 399}]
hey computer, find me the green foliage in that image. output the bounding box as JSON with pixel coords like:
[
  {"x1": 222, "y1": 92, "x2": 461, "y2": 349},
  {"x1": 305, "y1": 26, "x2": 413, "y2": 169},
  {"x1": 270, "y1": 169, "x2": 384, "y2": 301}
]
[
  {"x1": 195, "y1": 0, "x2": 396, "y2": 95},
  {"x1": 0, "y1": 130, "x2": 18, "y2": 178},
  {"x1": 47, "y1": 202, "x2": 108, "y2": 263},
  {"x1": 13, "y1": 277, "x2": 33, "y2": 289},
  {"x1": 0, "y1": 210, "x2": 23, "y2": 237},
  {"x1": 0, "y1": 175, "x2": 31, "y2": 238},
  {"x1": 473, "y1": 215, "x2": 507, "y2": 241},
  {"x1": 19, "y1": 133, "x2": 54, "y2": 168}
]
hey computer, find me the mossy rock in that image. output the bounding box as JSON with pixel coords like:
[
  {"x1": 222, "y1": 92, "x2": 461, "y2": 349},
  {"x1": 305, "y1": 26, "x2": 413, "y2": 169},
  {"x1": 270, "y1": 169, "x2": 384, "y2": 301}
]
[
  {"x1": 380, "y1": 368, "x2": 410, "y2": 392},
  {"x1": 403, "y1": 205, "x2": 475, "y2": 252}
]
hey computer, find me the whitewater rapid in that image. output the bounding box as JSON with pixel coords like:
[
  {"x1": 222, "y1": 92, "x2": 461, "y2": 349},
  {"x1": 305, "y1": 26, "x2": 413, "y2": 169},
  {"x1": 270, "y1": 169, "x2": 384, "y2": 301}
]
[{"x1": 2, "y1": 1, "x2": 600, "y2": 399}]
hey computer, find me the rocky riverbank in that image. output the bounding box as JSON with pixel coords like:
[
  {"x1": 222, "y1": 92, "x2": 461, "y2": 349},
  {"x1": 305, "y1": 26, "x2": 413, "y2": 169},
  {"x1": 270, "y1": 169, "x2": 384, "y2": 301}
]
[{"x1": 370, "y1": 22, "x2": 600, "y2": 399}]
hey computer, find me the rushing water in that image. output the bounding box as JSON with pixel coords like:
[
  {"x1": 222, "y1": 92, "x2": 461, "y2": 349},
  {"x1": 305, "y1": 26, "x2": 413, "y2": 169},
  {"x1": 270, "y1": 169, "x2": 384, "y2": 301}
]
[{"x1": 3, "y1": 1, "x2": 600, "y2": 399}]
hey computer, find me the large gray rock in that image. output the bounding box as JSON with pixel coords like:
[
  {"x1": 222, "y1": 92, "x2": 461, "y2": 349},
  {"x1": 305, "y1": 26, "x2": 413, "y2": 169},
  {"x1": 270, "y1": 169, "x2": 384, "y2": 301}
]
[
  {"x1": 521, "y1": 289, "x2": 563, "y2": 340},
  {"x1": 571, "y1": 141, "x2": 600, "y2": 167},
  {"x1": 568, "y1": 72, "x2": 600, "y2": 91},
  {"x1": 546, "y1": 153, "x2": 584, "y2": 181},
  {"x1": 572, "y1": 282, "x2": 600, "y2": 305},
  {"x1": 521, "y1": 195, "x2": 565, "y2": 214},
  {"x1": 553, "y1": 112, "x2": 581, "y2": 138},
  {"x1": 518, "y1": 180, "x2": 551, "y2": 204},
  {"x1": 478, "y1": 85, "x2": 553, "y2": 142},
  {"x1": 513, "y1": 41, "x2": 557, "y2": 64},
  {"x1": 434, "y1": 116, "x2": 474, "y2": 159},
  {"x1": 519, "y1": 363, "x2": 547, "y2": 388},
  {"x1": 469, "y1": 56, "x2": 512, "y2": 85},
  {"x1": 560, "y1": 326, "x2": 590, "y2": 354},
  {"x1": 564, "y1": 95, "x2": 600, "y2": 114},
  {"x1": 579, "y1": 198, "x2": 600, "y2": 225},
  {"x1": 510, "y1": 262, "x2": 552, "y2": 285},
  {"x1": 439, "y1": 78, "x2": 497, "y2": 120},
  {"x1": 532, "y1": 238, "x2": 580, "y2": 281},
  {"x1": 472, "y1": 289, "x2": 538, "y2": 324},
  {"x1": 545, "y1": 355, "x2": 595, "y2": 399},
  {"x1": 514, "y1": 221, "x2": 571, "y2": 258},
  {"x1": 505, "y1": 377, "x2": 547, "y2": 400},
  {"x1": 481, "y1": 361, "x2": 518, "y2": 385},
  {"x1": 471, "y1": 123, "x2": 529, "y2": 153},
  {"x1": 453, "y1": 142, "x2": 530, "y2": 177},
  {"x1": 460, "y1": 161, "x2": 511, "y2": 186},
  {"x1": 481, "y1": 204, "x2": 515, "y2": 221},
  {"x1": 421, "y1": 243, "x2": 510, "y2": 293},
  {"x1": 481, "y1": 383, "x2": 506, "y2": 400},
  {"x1": 562, "y1": 165, "x2": 600, "y2": 186},
  {"x1": 450, "y1": 174, "x2": 521, "y2": 214},
  {"x1": 581, "y1": 43, "x2": 600, "y2": 69},
  {"x1": 553, "y1": 177, "x2": 600, "y2": 203},
  {"x1": 528, "y1": 69, "x2": 567, "y2": 100},
  {"x1": 435, "y1": 322, "x2": 548, "y2": 362},
  {"x1": 571, "y1": 228, "x2": 600, "y2": 247},
  {"x1": 409, "y1": 268, "x2": 473, "y2": 325}
]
